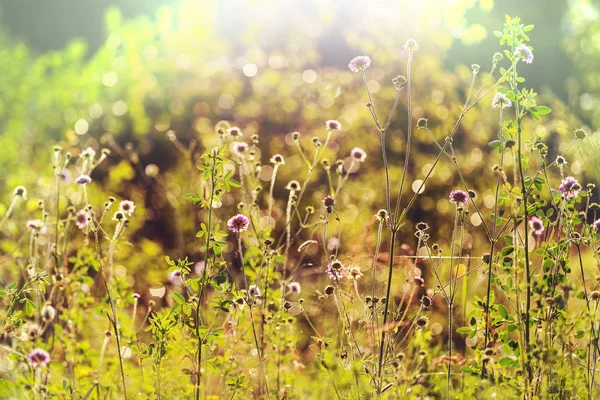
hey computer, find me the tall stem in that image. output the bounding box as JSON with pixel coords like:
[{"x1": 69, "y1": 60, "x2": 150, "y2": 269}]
[{"x1": 377, "y1": 229, "x2": 396, "y2": 392}]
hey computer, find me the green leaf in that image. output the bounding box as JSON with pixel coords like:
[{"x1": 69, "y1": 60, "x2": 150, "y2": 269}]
[
  {"x1": 499, "y1": 357, "x2": 517, "y2": 367},
  {"x1": 533, "y1": 106, "x2": 551, "y2": 115},
  {"x1": 173, "y1": 293, "x2": 186, "y2": 304},
  {"x1": 497, "y1": 304, "x2": 509, "y2": 319},
  {"x1": 456, "y1": 327, "x2": 472, "y2": 334},
  {"x1": 25, "y1": 298, "x2": 36, "y2": 317}
]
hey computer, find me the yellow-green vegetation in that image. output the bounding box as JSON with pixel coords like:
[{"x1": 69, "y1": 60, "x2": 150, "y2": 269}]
[{"x1": 1, "y1": 2, "x2": 599, "y2": 399}]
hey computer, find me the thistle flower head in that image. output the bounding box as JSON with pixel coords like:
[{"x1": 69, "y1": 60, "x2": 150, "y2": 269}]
[
  {"x1": 287, "y1": 282, "x2": 301, "y2": 294},
  {"x1": 75, "y1": 209, "x2": 90, "y2": 230},
  {"x1": 270, "y1": 154, "x2": 285, "y2": 165},
  {"x1": 404, "y1": 39, "x2": 419, "y2": 51},
  {"x1": 529, "y1": 216, "x2": 544, "y2": 236},
  {"x1": 555, "y1": 156, "x2": 567, "y2": 166},
  {"x1": 350, "y1": 147, "x2": 367, "y2": 162},
  {"x1": 515, "y1": 45, "x2": 534, "y2": 64},
  {"x1": 492, "y1": 93, "x2": 512, "y2": 109},
  {"x1": 325, "y1": 120, "x2": 342, "y2": 131},
  {"x1": 559, "y1": 176, "x2": 581, "y2": 199},
  {"x1": 81, "y1": 147, "x2": 96, "y2": 159},
  {"x1": 13, "y1": 186, "x2": 27, "y2": 198},
  {"x1": 326, "y1": 260, "x2": 346, "y2": 279},
  {"x1": 168, "y1": 270, "x2": 182, "y2": 285},
  {"x1": 112, "y1": 211, "x2": 126, "y2": 222},
  {"x1": 119, "y1": 200, "x2": 136, "y2": 217},
  {"x1": 348, "y1": 55, "x2": 371, "y2": 73},
  {"x1": 449, "y1": 190, "x2": 469, "y2": 206},
  {"x1": 227, "y1": 214, "x2": 250, "y2": 233},
  {"x1": 75, "y1": 175, "x2": 92, "y2": 185},
  {"x1": 27, "y1": 348, "x2": 50, "y2": 367},
  {"x1": 375, "y1": 209, "x2": 388, "y2": 222}
]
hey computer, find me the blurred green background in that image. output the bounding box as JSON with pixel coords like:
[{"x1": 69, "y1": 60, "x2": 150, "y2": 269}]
[{"x1": 0, "y1": 0, "x2": 598, "y2": 291}]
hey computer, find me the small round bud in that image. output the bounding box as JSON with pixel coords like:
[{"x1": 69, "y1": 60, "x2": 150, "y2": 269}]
[
  {"x1": 13, "y1": 186, "x2": 27, "y2": 198},
  {"x1": 292, "y1": 132, "x2": 300, "y2": 141},
  {"x1": 574, "y1": 128, "x2": 587, "y2": 140},
  {"x1": 493, "y1": 52, "x2": 503, "y2": 63},
  {"x1": 324, "y1": 285, "x2": 334, "y2": 295},
  {"x1": 471, "y1": 64, "x2": 481, "y2": 74},
  {"x1": 556, "y1": 156, "x2": 567, "y2": 165},
  {"x1": 416, "y1": 118, "x2": 428, "y2": 129}
]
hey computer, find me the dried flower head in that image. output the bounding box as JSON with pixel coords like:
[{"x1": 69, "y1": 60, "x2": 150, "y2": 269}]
[
  {"x1": 529, "y1": 216, "x2": 544, "y2": 236},
  {"x1": 81, "y1": 147, "x2": 96, "y2": 159},
  {"x1": 227, "y1": 214, "x2": 250, "y2": 233},
  {"x1": 286, "y1": 180, "x2": 301, "y2": 191},
  {"x1": 416, "y1": 118, "x2": 428, "y2": 129},
  {"x1": 41, "y1": 304, "x2": 56, "y2": 322},
  {"x1": 492, "y1": 93, "x2": 512, "y2": 109},
  {"x1": 375, "y1": 209, "x2": 389, "y2": 222},
  {"x1": 471, "y1": 64, "x2": 481, "y2": 74},
  {"x1": 515, "y1": 45, "x2": 534, "y2": 64},
  {"x1": 574, "y1": 128, "x2": 587, "y2": 140},
  {"x1": 28, "y1": 348, "x2": 51, "y2": 368},
  {"x1": 449, "y1": 190, "x2": 469, "y2": 206},
  {"x1": 13, "y1": 185, "x2": 27, "y2": 198},
  {"x1": 348, "y1": 55, "x2": 371, "y2": 72},
  {"x1": 559, "y1": 176, "x2": 581, "y2": 199},
  {"x1": 350, "y1": 147, "x2": 367, "y2": 162},
  {"x1": 493, "y1": 52, "x2": 504, "y2": 63},
  {"x1": 75, "y1": 175, "x2": 92, "y2": 185},
  {"x1": 416, "y1": 222, "x2": 429, "y2": 231},
  {"x1": 322, "y1": 195, "x2": 335, "y2": 213},
  {"x1": 112, "y1": 211, "x2": 125, "y2": 222},
  {"x1": 231, "y1": 141, "x2": 249, "y2": 158},
  {"x1": 27, "y1": 220, "x2": 44, "y2": 230},
  {"x1": 270, "y1": 154, "x2": 285, "y2": 165}
]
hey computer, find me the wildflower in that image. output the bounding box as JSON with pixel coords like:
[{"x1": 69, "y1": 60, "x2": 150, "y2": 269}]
[
  {"x1": 449, "y1": 190, "x2": 469, "y2": 206},
  {"x1": 471, "y1": 64, "x2": 481, "y2": 74},
  {"x1": 21, "y1": 322, "x2": 41, "y2": 341},
  {"x1": 227, "y1": 127, "x2": 243, "y2": 137},
  {"x1": 323, "y1": 195, "x2": 335, "y2": 213},
  {"x1": 515, "y1": 45, "x2": 534, "y2": 64},
  {"x1": 404, "y1": 39, "x2": 419, "y2": 51},
  {"x1": 493, "y1": 52, "x2": 503, "y2": 63},
  {"x1": 119, "y1": 200, "x2": 136, "y2": 216},
  {"x1": 529, "y1": 216, "x2": 544, "y2": 236},
  {"x1": 26, "y1": 220, "x2": 44, "y2": 230},
  {"x1": 559, "y1": 176, "x2": 581, "y2": 199},
  {"x1": 13, "y1": 186, "x2": 27, "y2": 198},
  {"x1": 41, "y1": 304, "x2": 56, "y2": 322},
  {"x1": 81, "y1": 147, "x2": 96, "y2": 159},
  {"x1": 326, "y1": 120, "x2": 342, "y2": 131},
  {"x1": 292, "y1": 132, "x2": 300, "y2": 141},
  {"x1": 375, "y1": 209, "x2": 388, "y2": 222},
  {"x1": 414, "y1": 276, "x2": 425, "y2": 286},
  {"x1": 324, "y1": 285, "x2": 335, "y2": 295},
  {"x1": 348, "y1": 266, "x2": 363, "y2": 280},
  {"x1": 416, "y1": 118, "x2": 428, "y2": 129},
  {"x1": 168, "y1": 270, "x2": 183, "y2": 285},
  {"x1": 555, "y1": 156, "x2": 567, "y2": 166},
  {"x1": 75, "y1": 209, "x2": 89, "y2": 230},
  {"x1": 350, "y1": 147, "x2": 367, "y2": 162},
  {"x1": 27, "y1": 348, "x2": 51, "y2": 368},
  {"x1": 492, "y1": 93, "x2": 512, "y2": 109},
  {"x1": 145, "y1": 164, "x2": 160, "y2": 177},
  {"x1": 112, "y1": 211, "x2": 125, "y2": 222},
  {"x1": 75, "y1": 175, "x2": 92, "y2": 185},
  {"x1": 194, "y1": 261, "x2": 206, "y2": 275},
  {"x1": 416, "y1": 316, "x2": 428, "y2": 327},
  {"x1": 227, "y1": 214, "x2": 250, "y2": 233},
  {"x1": 248, "y1": 285, "x2": 261, "y2": 297},
  {"x1": 348, "y1": 55, "x2": 371, "y2": 72},
  {"x1": 592, "y1": 219, "x2": 600, "y2": 231},
  {"x1": 287, "y1": 282, "x2": 301, "y2": 294},
  {"x1": 574, "y1": 128, "x2": 587, "y2": 140},
  {"x1": 285, "y1": 180, "x2": 301, "y2": 191},
  {"x1": 231, "y1": 141, "x2": 248, "y2": 158},
  {"x1": 392, "y1": 75, "x2": 407, "y2": 88},
  {"x1": 416, "y1": 222, "x2": 429, "y2": 231},
  {"x1": 421, "y1": 295, "x2": 432, "y2": 308},
  {"x1": 326, "y1": 259, "x2": 346, "y2": 279},
  {"x1": 60, "y1": 169, "x2": 72, "y2": 184},
  {"x1": 270, "y1": 154, "x2": 285, "y2": 165}
]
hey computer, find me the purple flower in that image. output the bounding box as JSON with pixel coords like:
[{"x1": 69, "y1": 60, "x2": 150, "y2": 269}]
[
  {"x1": 350, "y1": 147, "x2": 367, "y2": 162},
  {"x1": 326, "y1": 120, "x2": 342, "y2": 131},
  {"x1": 75, "y1": 209, "x2": 89, "y2": 230},
  {"x1": 194, "y1": 261, "x2": 206, "y2": 275},
  {"x1": 27, "y1": 348, "x2": 50, "y2": 368},
  {"x1": 326, "y1": 260, "x2": 346, "y2": 280},
  {"x1": 75, "y1": 175, "x2": 92, "y2": 185},
  {"x1": 60, "y1": 169, "x2": 72, "y2": 184},
  {"x1": 287, "y1": 282, "x2": 301, "y2": 294},
  {"x1": 559, "y1": 176, "x2": 581, "y2": 199},
  {"x1": 529, "y1": 216, "x2": 544, "y2": 236},
  {"x1": 449, "y1": 190, "x2": 469, "y2": 206},
  {"x1": 592, "y1": 219, "x2": 600, "y2": 231},
  {"x1": 227, "y1": 214, "x2": 250, "y2": 233},
  {"x1": 119, "y1": 200, "x2": 136, "y2": 217},
  {"x1": 168, "y1": 270, "x2": 183, "y2": 285},
  {"x1": 26, "y1": 220, "x2": 44, "y2": 230},
  {"x1": 348, "y1": 55, "x2": 371, "y2": 73},
  {"x1": 515, "y1": 45, "x2": 534, "y2": 64},
  {"x1": 248, "y1": 285, "x2": 261, "y2": 297},
  {"x1": 492, "y1": 93, "x2": 512, "y2": 109}
]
